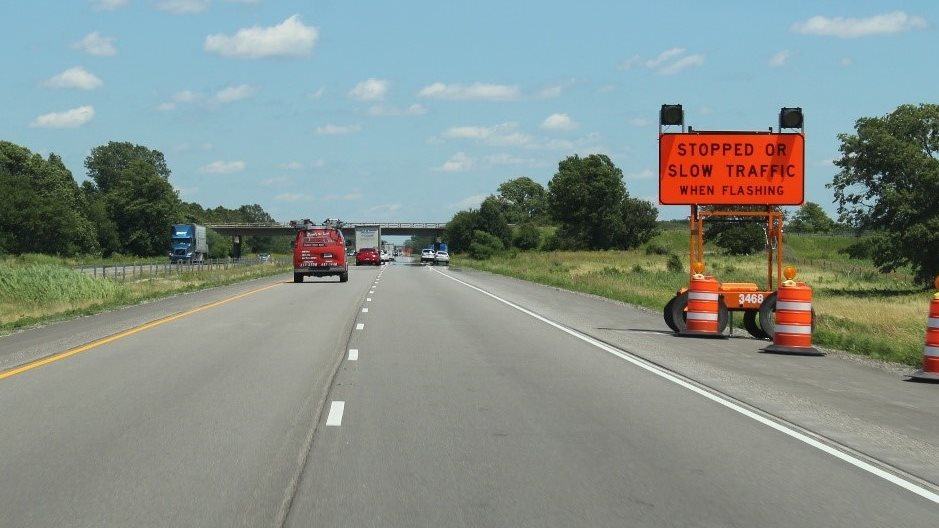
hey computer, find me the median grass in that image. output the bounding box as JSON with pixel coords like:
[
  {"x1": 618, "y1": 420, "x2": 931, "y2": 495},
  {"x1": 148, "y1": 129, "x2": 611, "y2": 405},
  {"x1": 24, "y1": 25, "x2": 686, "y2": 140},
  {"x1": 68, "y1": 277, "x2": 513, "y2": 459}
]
[
  {"x1": 455, "y1": 232, "x2": 931, "y2": 366},
  {"x1": 0, "y1": 259, "x2": 291, "y2": 334}
]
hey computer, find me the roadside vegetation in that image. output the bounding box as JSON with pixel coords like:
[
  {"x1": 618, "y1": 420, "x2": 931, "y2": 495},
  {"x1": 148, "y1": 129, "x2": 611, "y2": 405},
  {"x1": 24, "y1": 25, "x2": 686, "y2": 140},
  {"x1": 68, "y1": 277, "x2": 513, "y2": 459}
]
[
  {"x1": 441, "y1": 104, "x2": 939, "y2": 367},
  {"x1": 0, "y1": 257, "x2": 290, "y2": 334},
  {"x1": 454, "y1": 229, "x2": 930, "y2": 366}
]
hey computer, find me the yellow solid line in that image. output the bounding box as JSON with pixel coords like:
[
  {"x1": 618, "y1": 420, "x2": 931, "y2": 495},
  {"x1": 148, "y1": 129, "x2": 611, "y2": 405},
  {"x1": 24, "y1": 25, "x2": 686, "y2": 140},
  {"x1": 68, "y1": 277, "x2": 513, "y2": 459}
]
[{"x1": 0, "y1": 282, "x2": 283, "y2": 381}]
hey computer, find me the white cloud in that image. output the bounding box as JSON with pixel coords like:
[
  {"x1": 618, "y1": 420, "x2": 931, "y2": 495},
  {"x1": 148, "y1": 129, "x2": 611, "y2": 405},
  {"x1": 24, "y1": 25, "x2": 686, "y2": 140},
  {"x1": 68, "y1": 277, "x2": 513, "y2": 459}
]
[
  {"x1": 537, "y1": 79, "x2": 576, "y2": 99},
  {"x1": 199, "y1": 160, "x2": 246, "y2": 174},
  {"x1": 840, "y1": 57, "x2": 854, "y2": 66},
  {"x1": 156, "y1": 0, "x2": 210, "y2": 14},
  {"x1": 308, "y1": 87, "x2": 325, "y2": 99},
  {"x1": 30, "y1": 106, "x2": 95, "y2": 128},
  {"x1": 174, "y1": 90, "x2": 199, "y2": 103},
  {"x1": 418, "y1": 82, "x2": 520, "y2": 101},
  {"x1": 42, "y1": 66, "x2": 103, "y2": 90},
  {"x1": 624, "y1": 48, "x2": 705, "y2": 75},
  {"x1": 626, "y1": 169, "x2": 655, "y2": 180},
  {"x1": 769, "y1": 49, "x2": 792, "y2": 67},
  {"x1": 157, "y1": 102, "x2": 176, "y2": 112},
  {"x1": 541, "y1": 113, "x2": 578, "y2": 131},
  {"x1": 656, "y1": 53, "x2": 705, "y2": 75},
  {"x1": 449, "y1": 193, "x2": 487, "y2": 210},
  {"x1": 274, "y1": 193, "x2": 313, "y2": 202},
  {"x1": 435, "y1": 152, "x2": 474, "y2": 172},
  {"x1": 790, "y1": 11, "x2": 927, "y2": 38},
  {"x1": 368, "y1": 203, "x2": 402, "y2": 215},
  {"x1": 260, "y1": 176, "x2": 291, "y2": 186},
  {"x1": 72, "y1": 32, "x2": 117, "y2": 56},
  {"x1": 349, "y1": 78, "x2": 388, "y2": 101},
  {"x1": 443, "y1": 122, "x2": 531, "y2": 146},
  {"x1": 646, "y1": 48, "x2": 686, "y2": 69},
  {"x1": 366, "y1": 103, "x2": 428, "y2": 117},
  {"x1": 205, "y1": 14, "x2": 318, "y2": 59},
  {"x1": 278, "y1": 161, "x2": 304, "y2": 170},
  {"x1": 485, "y1": 153, "x2": 540, "y2": 167},
  {"x1": 89, "y1": 0, "x2": 127, "y2": 10},
  {"x1": 213, "y1": 84, "x2": 255, "y2": 103},
  {"x1": 315, "y1": 123, "x2": 361, "y2": 135}
]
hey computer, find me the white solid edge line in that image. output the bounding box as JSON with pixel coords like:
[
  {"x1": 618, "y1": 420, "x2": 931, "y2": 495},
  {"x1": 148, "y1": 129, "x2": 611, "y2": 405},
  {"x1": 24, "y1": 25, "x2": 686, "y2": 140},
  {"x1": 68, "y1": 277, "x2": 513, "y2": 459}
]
[
  {"x1": 348, "y1": 349, "x2": 359, "y2": 361},
  {"x1": 326, "y1": 401, "x2": 345, "y2": 426},
  {"x1": 356, "y1": 323, "x2": 364, "y2": 330},
  {"x1": 429, "y1": 267, "x2": 939, "y2": 505}
]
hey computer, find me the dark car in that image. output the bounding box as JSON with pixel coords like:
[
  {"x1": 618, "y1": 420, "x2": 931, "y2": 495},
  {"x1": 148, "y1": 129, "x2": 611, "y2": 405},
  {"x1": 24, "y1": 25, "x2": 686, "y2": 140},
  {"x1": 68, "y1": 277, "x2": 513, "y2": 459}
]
[{"x1": 356, "y1": 248, "x2": 381, "y2": 266}]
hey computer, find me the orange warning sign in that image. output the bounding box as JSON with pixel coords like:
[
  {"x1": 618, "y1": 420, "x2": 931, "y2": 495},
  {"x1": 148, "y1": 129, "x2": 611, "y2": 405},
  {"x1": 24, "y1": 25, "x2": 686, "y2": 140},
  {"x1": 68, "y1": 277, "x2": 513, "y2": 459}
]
[{"x1": 659, "y1": 132, "x2": 804, "y2": 205}]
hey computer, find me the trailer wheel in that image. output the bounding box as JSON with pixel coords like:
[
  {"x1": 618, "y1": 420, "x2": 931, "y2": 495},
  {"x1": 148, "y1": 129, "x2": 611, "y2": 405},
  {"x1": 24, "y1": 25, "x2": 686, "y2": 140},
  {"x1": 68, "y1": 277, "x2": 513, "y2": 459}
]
[
  {"x1": 758, "y1": 292, "x2": 815, "y2": 339},
  {"x1": 670, "y1": 292, "x2": 729, "y2": 334},
  {"x1": 663, "y1": 295, "x2": 680, "y2": 332},
  {"x1": 293, "y1": 273, "x2": 303, "y2": 283},
  {"x1": 743, "y1": 310, "x2": 769, "y2": 340}
]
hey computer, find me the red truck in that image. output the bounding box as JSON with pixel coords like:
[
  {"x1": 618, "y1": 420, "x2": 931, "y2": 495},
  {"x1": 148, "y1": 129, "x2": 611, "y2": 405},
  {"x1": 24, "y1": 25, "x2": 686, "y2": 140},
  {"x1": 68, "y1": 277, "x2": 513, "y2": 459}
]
[{"x1": 291, "y1": 219, "x2": 349, "y2": 283}]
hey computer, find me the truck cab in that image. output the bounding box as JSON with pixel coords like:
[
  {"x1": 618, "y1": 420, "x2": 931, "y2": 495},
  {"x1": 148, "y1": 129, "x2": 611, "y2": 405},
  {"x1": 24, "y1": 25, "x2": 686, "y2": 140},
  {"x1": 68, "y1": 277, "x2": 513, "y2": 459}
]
[
  {"x1": 170, "y1": 224, "x2": 207, "y2": 264},
  {"x1": 291, "y1": 219, "x2": 349, "y2": 283}
]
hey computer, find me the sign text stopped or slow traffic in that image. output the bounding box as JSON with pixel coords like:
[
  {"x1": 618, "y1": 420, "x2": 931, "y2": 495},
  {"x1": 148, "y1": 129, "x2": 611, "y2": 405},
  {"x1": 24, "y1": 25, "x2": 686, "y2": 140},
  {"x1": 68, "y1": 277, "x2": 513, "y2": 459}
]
[{"x1": 658, "y1": 133, "x2": 805, "y2": 205}]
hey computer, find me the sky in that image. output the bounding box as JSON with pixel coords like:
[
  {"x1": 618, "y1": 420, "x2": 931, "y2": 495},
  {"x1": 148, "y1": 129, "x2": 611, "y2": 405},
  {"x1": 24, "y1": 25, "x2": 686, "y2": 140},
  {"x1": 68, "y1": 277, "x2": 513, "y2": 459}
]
[{"x1": 1, "y1": 0, "x2": 936, "y2": 223}]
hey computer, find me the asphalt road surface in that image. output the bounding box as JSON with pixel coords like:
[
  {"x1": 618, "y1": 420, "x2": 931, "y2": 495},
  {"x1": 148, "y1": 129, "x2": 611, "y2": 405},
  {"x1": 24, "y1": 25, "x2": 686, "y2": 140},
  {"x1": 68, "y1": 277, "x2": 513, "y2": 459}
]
[{"x1": 1, "y1": 262, "x2": 937, "y2": 527}]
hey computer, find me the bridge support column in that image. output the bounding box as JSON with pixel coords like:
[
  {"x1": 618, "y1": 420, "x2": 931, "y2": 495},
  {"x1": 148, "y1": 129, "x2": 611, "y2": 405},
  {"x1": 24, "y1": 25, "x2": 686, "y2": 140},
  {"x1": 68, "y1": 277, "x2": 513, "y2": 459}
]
[{"x1": 232, "y1": 235, "x2": 242, "y2": 259}]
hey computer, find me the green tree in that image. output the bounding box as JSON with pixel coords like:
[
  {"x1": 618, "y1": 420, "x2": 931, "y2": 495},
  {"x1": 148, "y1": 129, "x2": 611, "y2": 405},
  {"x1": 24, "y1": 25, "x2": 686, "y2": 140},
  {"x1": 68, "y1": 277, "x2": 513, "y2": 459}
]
[
  {"x1": 703, "y1": 205, "x2": 773, "y2": 256},
  {"x1": 468, "y1": 230, "x2": 504, "y2": 260},
  {"x1": 513, "y1": 223, "x2": 541, "y2": 250},
  {"x1": 105, "y1": 159, "x2": 181, "y2": 256},
  {"x1": 788, "y1": 202, "x2": 835, "y2": 233},
  {"x1": 478, "y1": 196, "x2": 512, "y2": 247},
  {"x1": 85, "y1": 141, "x2": 170, "y2": 194},
  {"x1": 497, "y1": 177, "x2": 546, "y2": 223},
  {"x1": 547, "y1": 154, "x2": 657, "y2": 249},
  {"x1": 0, "y1": 142, "x2": 98, "y2": 256},
  {"x1": 829, "y1": 103, "x2": 939, "y2": 284},
  {"x1": 445, "y1": 210, "x2": 480, "y2": 253}
]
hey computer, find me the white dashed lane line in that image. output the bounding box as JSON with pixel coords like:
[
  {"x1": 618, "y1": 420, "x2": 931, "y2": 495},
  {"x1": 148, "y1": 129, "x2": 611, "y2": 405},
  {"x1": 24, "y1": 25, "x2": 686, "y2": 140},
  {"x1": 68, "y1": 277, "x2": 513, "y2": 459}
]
[
  {"x1": 348, "y1": 349, "x2": 358, "y2": 361},
  {"x1": 362, "y1": 308, "x2": 369, "y2": 313},
  {"x1": 356, "y1": 323, "x2": 364, "y2": 330},
  {"x1": 326, "y1": 401, "x2": 345, "y2": 426}
]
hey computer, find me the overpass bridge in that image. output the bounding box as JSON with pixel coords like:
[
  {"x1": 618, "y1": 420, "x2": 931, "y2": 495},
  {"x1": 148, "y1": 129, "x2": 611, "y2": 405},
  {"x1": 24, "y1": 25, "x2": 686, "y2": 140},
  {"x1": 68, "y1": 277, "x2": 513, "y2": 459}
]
[{"x1": 206, "y1": 222, "x2": 448, "y2": 256}]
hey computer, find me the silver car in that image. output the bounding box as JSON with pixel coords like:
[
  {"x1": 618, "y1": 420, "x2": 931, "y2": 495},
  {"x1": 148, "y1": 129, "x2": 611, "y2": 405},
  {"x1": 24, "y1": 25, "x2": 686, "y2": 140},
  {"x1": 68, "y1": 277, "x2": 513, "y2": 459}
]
[{"x1": 434, "y1": 250, "x2": 450, "y2": 266}]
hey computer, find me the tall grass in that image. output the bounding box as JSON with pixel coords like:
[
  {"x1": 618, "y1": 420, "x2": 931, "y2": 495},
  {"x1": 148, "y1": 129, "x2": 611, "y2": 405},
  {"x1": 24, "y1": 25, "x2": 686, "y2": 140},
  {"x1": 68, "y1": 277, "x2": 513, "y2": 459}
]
[
  {"x1": 0, "y1": 261, "x2": 291, "y2": 333},
  {"x1": 456, "y1": 233, "x2": 931, "y2": 366}
]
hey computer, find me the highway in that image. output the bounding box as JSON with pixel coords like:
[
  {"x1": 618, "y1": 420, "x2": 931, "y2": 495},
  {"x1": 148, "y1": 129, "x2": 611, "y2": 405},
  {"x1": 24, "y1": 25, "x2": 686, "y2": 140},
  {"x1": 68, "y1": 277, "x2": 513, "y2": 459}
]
[{"x1": 1, "y1": 261, "x2": 937, "y2": 527}]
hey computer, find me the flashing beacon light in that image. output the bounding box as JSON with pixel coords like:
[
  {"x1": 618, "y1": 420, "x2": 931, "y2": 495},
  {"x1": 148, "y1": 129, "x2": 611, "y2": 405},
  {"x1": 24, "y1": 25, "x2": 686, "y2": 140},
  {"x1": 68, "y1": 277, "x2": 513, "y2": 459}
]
[
  {"x1": 692, "y1": 261, "x2": 705, "y2": 274},
  {"x1": 783, "y1": 266, "x2": 798, "y2": 281},
  {"x1": 934, "y1": 275, "x2": 939, "y2": 291}
]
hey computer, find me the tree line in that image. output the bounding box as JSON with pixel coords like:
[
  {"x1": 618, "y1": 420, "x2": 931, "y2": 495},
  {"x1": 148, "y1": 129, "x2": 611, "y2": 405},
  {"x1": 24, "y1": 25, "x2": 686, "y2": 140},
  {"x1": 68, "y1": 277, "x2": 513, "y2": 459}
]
[
  {"x1": 0, "y1": 140, "x2": 281, "y2": 259},
  {"x1": 444, "y1": 154, "x2": 660, "y2": 258},
  {"x1": 446, "y1": 103, "x2": 938, "y2": 286}
]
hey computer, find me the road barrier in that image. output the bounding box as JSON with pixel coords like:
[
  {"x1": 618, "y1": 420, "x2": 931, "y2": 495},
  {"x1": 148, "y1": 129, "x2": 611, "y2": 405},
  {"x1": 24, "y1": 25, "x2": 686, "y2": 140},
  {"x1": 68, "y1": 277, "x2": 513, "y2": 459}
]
[
  {"x1": 910, "y1": 278, "x2": 939, "y2": 382},
  {"x1": 762, "y1": 278, "x2": 821, "y2": 356},
  {"x1": 77, "y1": 258, "x2": 280, "y2": 282},
  {"x1": 677, "y1": 272, "x2": 727, "y2": 338}
]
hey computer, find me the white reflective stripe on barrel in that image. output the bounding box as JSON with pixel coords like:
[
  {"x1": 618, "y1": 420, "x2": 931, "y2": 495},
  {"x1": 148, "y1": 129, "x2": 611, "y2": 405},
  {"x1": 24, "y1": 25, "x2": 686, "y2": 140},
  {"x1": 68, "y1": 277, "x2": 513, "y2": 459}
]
[
  {"x1": 686, "y1": 311, "x2": 718, "y2": 321},
  {"x1": 774, "y1": 324, "x2": 812, "y2": 335},
  {"x1": 688, "y1": 292, "x2": 719, "y2": 301},
  {"x1": 925, "y1": 345, "x2": 939, "y2": 357},
  {"x1": 928, "y1": 317, "x2": 939, "y2": 329},
  {"x1": 776, "y1": 301, "x2": 812, "y2": 311}
]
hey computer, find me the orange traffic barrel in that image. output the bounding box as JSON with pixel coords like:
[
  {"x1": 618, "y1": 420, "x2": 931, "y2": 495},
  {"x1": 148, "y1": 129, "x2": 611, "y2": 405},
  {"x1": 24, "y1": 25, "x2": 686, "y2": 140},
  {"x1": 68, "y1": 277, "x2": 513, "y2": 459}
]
[
  {"x1": 677, "y1": 274, "x2": 727, "y2": 338},
  {"x1": 762, "y1": 280, "x2": 822, "y2": 356},
  {"x1": 910, "y1": 290, "x2": 939, "y2": 382}
]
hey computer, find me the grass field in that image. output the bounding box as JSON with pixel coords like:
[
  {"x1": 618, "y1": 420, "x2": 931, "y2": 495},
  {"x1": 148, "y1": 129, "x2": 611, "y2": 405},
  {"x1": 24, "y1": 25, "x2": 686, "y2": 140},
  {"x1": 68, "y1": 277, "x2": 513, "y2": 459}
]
[
  {"x1": 0, "y1": 258, "x2": 291, "y2": 334},
  {"x1": 455, "y1": 229, "x2": 932, "y2": 367}
]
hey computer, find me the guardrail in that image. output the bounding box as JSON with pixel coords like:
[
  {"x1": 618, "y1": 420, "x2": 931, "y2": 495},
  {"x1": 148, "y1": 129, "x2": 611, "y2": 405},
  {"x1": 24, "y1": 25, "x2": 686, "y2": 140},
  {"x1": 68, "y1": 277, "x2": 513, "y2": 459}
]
[{"x1": 76, "y1": 257, "x2": 283, "y2": 282}]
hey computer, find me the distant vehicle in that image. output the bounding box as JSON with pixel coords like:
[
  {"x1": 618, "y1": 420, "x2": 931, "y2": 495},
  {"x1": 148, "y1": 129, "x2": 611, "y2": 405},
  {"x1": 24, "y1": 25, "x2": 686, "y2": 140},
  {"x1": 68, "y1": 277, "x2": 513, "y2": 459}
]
[
  {"x1": 291, "y1": 219, "x2": 348, "y2": 283},
  {"x1": 346, "y1": 248, "x2": 356, "y2": 257},
  {"x1": 380, "y1": 250, "x2": 394, "y2": 263},
  {"x1": 420, "y1": 248, "x2": 436, "y2": 264},
  {"x1": 169, "y1": 224, "x2": 208, "y2": 264},
  {"x1": 356, "y1": 248, "x2": 381, "y2": 266},
  {"x1": 257, "y1": 253, "x2": 271, "y2": 263},
  {"x1": 434, "y1": 250, "x2": 450, "y2": 266}
]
